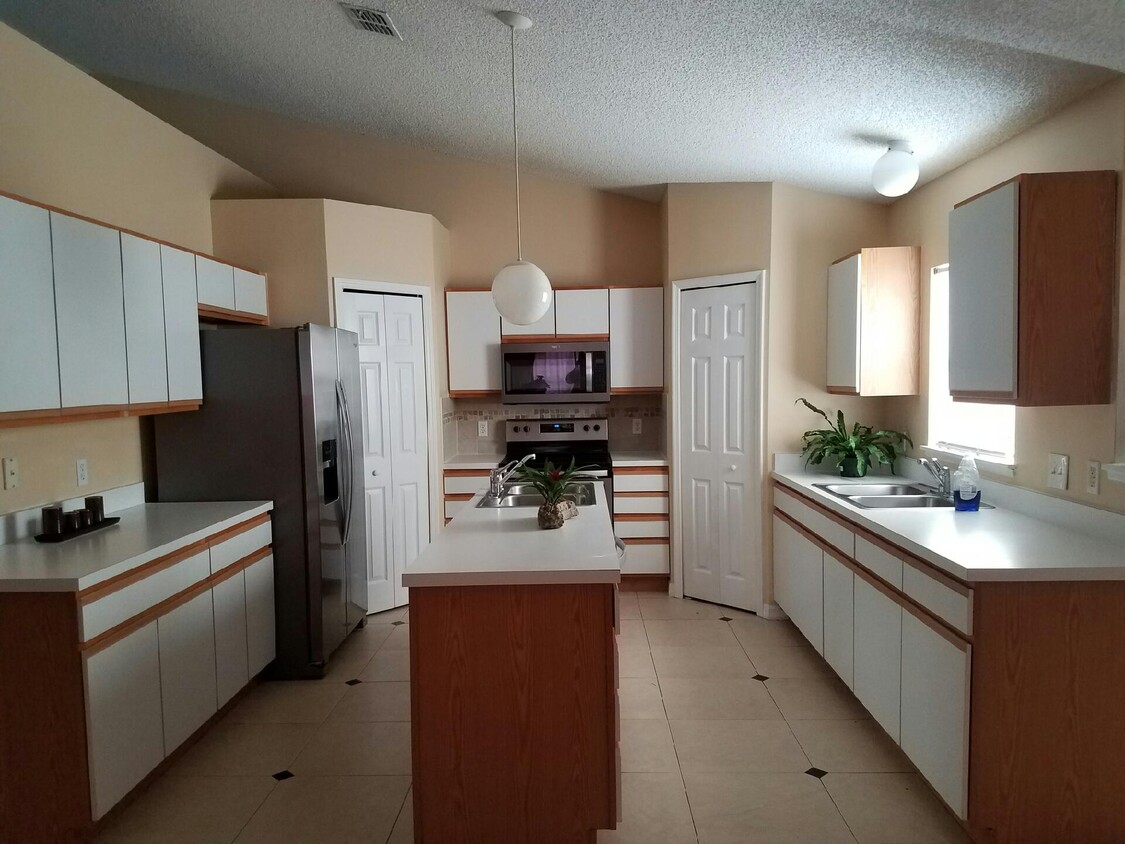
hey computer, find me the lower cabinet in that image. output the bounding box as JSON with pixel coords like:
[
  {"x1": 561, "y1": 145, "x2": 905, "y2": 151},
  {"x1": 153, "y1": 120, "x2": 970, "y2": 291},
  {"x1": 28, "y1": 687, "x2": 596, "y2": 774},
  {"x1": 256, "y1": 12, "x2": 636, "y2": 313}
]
[
  {"x1": 772, "y1": 516, "x2": 824, "y2": 653},
  {"x1": 213, "y1": 571, "x2": 250, "y2": 708},
  {"x1": 158, "y1": 590, "x2": 218, "y2": 754},
  {"x1": 246, "y1": 553, "x2": 277, "y2": 676},
  {"x1": 853, "y1": 576, "x2": 902, "y2": 742},
  {"x1": 84, "y1": 622, "x2": 165, "y2": 820},
  {"x1": 821, "y1": 552, "x2": 855, "y2": 688}
]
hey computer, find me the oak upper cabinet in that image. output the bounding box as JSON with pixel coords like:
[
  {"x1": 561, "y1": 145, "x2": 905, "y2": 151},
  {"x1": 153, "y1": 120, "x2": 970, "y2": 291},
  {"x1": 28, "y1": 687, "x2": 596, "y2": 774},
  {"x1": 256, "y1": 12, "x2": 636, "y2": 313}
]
[
  {"x1": 50, "y1": 213, "x2": 129, "y2": 408},
  {"x1": 948, "y1": 171, "x2": 1117, "y2": 406},
  {"x1": 555, "y1": 288, "x2": 610, "y2": 338},
  {"x1": 447, "y1": 290, "x2": 501, "y2": 395},
  {"x1": 826, "y1": 246, "x2": 920, "y2": 397},
  {"x1": 157, "y1": 589, "x2": 218, "y2": 754},
  {"x1": 0, "y1": 196, "x2": 60, "y2": 413},
  {"x1": 195, "y1": 255, "x2": 236, "y2": 311},
  {"x1": 501, "y1": 297, "x2": 555, "y2": 339},
  {"x1": 233, "y1": 267, "x2": 268, "y2": 317},
  {"x1": 853, "y1": 575, "x2": 902, "y2": 742},
  {"x1": 610, "y1": 287, "x2": 663, "y2": 393},
  {"x1": 121, "y1": 233, "x2": 169, "y2": 405},
  {"x1": 160, "y1": 245, "x2": 204, "y2": 403}
]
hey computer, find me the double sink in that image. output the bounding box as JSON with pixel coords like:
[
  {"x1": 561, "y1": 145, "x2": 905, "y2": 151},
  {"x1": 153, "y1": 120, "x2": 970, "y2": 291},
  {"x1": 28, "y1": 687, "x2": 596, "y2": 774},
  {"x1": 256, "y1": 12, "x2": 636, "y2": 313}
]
[
  {"x1": 477, "y1": 481, "x2": 598, "y2": 509},
  {"x1": 814, "y1": 482, "x2": 987, "y2": 509}
]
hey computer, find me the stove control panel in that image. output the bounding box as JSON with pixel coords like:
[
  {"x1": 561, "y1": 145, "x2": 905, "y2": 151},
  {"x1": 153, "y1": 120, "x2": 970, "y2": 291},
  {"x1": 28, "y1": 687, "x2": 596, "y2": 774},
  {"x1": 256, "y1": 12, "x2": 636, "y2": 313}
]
[{"x1": 506, "y1": 418, "x2": 608, "y2": 443}]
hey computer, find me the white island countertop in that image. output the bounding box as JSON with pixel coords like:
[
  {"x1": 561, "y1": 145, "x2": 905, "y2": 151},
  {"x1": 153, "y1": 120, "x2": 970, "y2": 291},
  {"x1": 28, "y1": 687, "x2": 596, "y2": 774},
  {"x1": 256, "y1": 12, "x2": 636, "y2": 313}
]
[
  {"x1": 0, "y1": 500, "x2": 272, "y2": 593},
  {"x1": 773, "y1": 469, "x2": 1125, "y2": 583},
  {"x1": 404, "y1": 480, "x2": 620, "y2": 588}
]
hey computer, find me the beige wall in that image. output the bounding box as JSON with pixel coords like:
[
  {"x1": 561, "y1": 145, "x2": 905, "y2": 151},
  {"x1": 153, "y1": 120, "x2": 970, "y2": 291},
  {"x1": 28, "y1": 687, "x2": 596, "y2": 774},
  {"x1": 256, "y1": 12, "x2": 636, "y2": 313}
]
[
  {"x1": 665, "y1": 183, "x2": 774, "y2": 282},
  {"x1": 885, "y1": 78, "x2": 1125, "y2": 512},
  {"x1": 0, "y1": 24, "x2": 275, "y2": 515},
  {"x1": 102, "y1": 80, "x2": 664, "y2": 289}
]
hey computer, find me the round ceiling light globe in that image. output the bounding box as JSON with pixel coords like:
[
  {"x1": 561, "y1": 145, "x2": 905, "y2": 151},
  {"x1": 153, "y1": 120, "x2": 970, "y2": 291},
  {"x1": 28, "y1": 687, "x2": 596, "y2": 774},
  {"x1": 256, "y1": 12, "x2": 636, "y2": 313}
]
[
  {"x1": 872, "y1": 147, "x2": 919, "y2": 197},
  {"x1": 491, "y1": 261, "x2": 552, "y2": 325}
]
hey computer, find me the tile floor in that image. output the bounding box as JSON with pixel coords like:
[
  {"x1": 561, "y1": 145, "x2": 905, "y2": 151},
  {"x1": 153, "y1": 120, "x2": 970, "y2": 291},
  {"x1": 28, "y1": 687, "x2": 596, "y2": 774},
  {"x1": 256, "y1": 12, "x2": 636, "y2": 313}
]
[{"x1": 97, "y1": 596, "x2": 970, "y2": 844}]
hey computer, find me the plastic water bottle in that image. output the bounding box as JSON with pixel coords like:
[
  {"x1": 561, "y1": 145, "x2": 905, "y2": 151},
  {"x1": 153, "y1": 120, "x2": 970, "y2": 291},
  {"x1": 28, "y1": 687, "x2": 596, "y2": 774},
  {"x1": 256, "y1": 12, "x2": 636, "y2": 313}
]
[{"x1": 952, "y1": 455, "x2": 981, "y2": 512}]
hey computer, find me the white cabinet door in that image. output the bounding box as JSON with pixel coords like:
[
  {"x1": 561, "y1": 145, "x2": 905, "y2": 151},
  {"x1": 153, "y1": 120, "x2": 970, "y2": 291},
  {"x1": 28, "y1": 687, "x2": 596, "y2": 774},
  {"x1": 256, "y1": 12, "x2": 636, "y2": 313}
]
[
  {"x1": 556, "y1": 288, "x2": 609, "y2": 336},
  {"x1": 121, "y1": 233, "x2": 169, "y2": 404},
  {"x1": 772, "y1": 516, "x2": 823, "y2": 654},
  {"x1": 901, "y1": 611, "x2": 970, "y2": 819},
  {"x1": 610, "y1": 287, "x2": 663, "y2": 391},
  {"x1": 822, "y1": 552, "x2": 855, "y2": 688},
  {"x1": 213, "y1": 571, "x2": 250, "y2": 708},
  {"x1": 50, "y1": 213, "x2": 129, "y2": 408},
  {"x1": 195, "y1": 255, "x2": 235, "y2": 310},
  {"x1": 158, "y1": 590, "x2": 217, "y2": 753},
  {"x1": 161, "y1": 245, "x2": 203, "y2": 402},
  {"x1": 501, "y1": 296, "x2": 555, "y2": 338},
  {"x1": 948, "y1": 181, "x2": 1018, "y2": 397},
  {"x1": 233, "y1": 268, "x2": 268, "y2": 316},
  {"x1": 0, "y1": 196, "x2": 60, "y2": 413},
  {"x1": 826, "y1": 254, "x2": 860, "y2": 393},
  {"x1": 84, "y1": 622, "x2": 164, "y2": 820},
  {"x1": 245, "y1": 553, "x2": 276, "y2": 677},
  {"x1": 853, "y1": 576, "x2": 902, "y2": 742},
  {"x1": 446, "y1": 290, "x2": 501, "y2": 393}
]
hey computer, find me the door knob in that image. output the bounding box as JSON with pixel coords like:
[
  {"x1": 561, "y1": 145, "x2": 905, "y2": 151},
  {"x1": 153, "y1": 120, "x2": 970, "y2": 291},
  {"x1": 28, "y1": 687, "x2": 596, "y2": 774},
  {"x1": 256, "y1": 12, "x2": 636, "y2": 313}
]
[
  {"x1": 729, "y1": 464, "x2": 737, "y2": 472},
  {"x1": 371, "y1": 469, "x2": 379, "y2": 477}
]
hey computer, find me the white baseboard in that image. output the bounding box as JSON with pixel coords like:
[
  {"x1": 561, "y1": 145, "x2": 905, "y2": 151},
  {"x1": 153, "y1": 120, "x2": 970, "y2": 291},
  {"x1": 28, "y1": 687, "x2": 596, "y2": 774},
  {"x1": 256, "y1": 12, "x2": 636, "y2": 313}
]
[{"x1": 758, "y1": 601, "x2": 789, "y2": 621}]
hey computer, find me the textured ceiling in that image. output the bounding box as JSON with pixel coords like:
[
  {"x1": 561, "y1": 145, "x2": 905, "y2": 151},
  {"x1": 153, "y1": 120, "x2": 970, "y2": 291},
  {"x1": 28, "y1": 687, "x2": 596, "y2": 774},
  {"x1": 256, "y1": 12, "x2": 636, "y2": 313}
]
[{"x1": 1, "y1": 0, "x2": 1121, "y2": 200}]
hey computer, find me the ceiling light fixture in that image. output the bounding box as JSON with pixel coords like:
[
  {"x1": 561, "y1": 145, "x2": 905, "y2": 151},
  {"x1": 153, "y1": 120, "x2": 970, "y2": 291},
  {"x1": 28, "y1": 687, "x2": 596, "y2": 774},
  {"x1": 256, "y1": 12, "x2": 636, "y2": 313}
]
[
  {"x1": 491, "y1": 10, "x2": 552, "y2": 325},
  {"x1": 872, "y1": 141, "x2": 919, "y2": 198}
]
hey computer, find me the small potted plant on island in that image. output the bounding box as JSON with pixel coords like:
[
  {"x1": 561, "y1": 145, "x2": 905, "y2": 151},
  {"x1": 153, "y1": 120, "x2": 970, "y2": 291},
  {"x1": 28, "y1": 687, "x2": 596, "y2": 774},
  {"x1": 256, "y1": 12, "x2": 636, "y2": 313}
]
[
  {"x1": 796, "y1": 398, "x2": 912, "y2": 478},
  {"x1": 517, "y1": 458, "x2": 597, "y2": 530}
]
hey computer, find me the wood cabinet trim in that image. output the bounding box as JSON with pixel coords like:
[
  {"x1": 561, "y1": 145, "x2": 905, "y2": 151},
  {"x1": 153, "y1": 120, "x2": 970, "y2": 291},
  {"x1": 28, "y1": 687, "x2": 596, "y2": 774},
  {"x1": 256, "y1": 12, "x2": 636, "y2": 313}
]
[
  {"x1": 953, "y1": 174, "x2": 1021, "y2": 209},
  {"x1": 610, "y1": 386, "x2": 663, "y2": 395},
  {"x1": 614, "y1": 491, "x2": 669, "y2": 499},
  {"x1": 830, "y1": 249, "x2": 861, "y2": 266},
  {"x1": 949, "y1": 389, "x2": 1018, "y2": 404},
  {"x1": 209, "y1": 546, "x2": 271, "y2": 587},
  {"x1": 501, "y1": 334, "x2": 552, "y2": 344},
  {"x1": 443, "y1": 493, "x2": 475, "y2": 502},
  {"x1": 443, "y1": 468, "x2": 494, "y2": 477},
  {"x1": 197, "y1": 304, "x2": 269, "y2": 326},
  {"x1": 613, "y1": 513, "x2": 669, "y2": 522},
  {"x1": 204, "y1": 512, "x2": 271, "y2": 548},
  {"x1": 620, "y1": 537, "x2": 670, "y2": 546},
  {"x1": 0, "y1": 400, "x2": 202, "y2": 429},
  {"x1": 448, "y1": 390, "x2": 501, "y2": 399},
  {"x1": 554, "y1": 333, "x2": 610, "y2": 342},
  {"x1": 613, "y1": 466, "x2": 670, "y2": 476},
  {"x1": 619, "y1": 573, "x2": 671, "y2": 591},
  {"x1": 826, "y1": 387, "x2": 860, "y2": 396}
]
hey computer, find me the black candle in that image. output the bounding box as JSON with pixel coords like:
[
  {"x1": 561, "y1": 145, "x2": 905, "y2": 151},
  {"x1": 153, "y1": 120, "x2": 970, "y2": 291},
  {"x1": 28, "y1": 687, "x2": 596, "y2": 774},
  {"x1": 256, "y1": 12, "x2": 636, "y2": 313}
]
[
  {"x1": 85, "y1": 496, "x2": 105, "y2": 524},
  {"x1": 41, "y1": 506, "x2": 63, "y2": 535}
]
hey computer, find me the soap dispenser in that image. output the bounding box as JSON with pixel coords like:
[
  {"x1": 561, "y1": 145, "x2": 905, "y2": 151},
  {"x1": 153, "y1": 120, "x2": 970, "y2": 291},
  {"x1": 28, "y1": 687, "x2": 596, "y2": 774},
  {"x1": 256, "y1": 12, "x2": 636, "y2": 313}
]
[{"x1": 952, "y1": 455, "x2": 981, "y2": 512}]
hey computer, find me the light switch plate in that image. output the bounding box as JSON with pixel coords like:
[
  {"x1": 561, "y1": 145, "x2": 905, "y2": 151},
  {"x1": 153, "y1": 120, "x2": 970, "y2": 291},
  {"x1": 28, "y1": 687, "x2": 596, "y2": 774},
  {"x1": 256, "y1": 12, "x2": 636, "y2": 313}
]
[
  {"x1": 1047, "y1": 453, "x2": 1069, "y2": 490},
  {"x1": 76, "y1": 458, "x2": 89, "y2": 487},
  {"x1": 477, "y1": 421, "x2": 488, "y2": 437},
  {"x1": 2, "y1": 457, "x2": 18, "y2": 491},
  {"x1": 632, "y1": 418, "x2": 643, "y2": 435},
  {"x1": 1087, "y1": 460, "x2": 1101, "y2": 495}
]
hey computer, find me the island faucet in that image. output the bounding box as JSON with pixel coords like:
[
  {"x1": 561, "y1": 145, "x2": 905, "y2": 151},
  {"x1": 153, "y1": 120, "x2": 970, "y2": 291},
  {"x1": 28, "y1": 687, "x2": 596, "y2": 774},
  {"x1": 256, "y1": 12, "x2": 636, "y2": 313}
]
[
  {"x1": 918, "y1": 457, "x2": 952, "y2": 498},
  {"x1": 488, "y1": 453, "x2": 537, "y2": 499}
]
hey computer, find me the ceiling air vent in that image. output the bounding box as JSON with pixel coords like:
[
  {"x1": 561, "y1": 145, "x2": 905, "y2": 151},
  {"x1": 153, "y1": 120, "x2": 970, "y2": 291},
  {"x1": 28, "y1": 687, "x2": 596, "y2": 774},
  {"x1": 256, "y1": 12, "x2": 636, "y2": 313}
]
[{"x1": 339, "y1": 3, "x2": 402, "y2": 39}]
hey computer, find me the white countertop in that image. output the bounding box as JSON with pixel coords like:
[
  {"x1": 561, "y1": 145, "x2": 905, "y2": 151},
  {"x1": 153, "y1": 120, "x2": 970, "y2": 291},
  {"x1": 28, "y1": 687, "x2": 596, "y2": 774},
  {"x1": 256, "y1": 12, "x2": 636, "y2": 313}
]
[
  {"x1": 773, "y1": 469, "x2": 1125, "y2": 583},
  {"x1": 443, "y1": 454, "x2": 504, "y2": 471},
  {"x1": 0, "y1": 501, "x2": 272, "y2": 592},
  {"x1": 612, "y1": 451, "x2": 668, "y2": 467},
  {"x1": 404, "y1": 480, "x2": 620, "y2": 587}
]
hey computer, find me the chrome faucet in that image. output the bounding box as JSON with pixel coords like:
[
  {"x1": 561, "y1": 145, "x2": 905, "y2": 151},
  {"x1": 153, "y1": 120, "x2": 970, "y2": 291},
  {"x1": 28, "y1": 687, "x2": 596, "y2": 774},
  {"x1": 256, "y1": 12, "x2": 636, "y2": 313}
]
[
  {"x1": 488, "y1": 453, "x2": 537, "y2": 499},
  {"x1": 918, "y1": 457, "x2": 952, "y2": 498}
]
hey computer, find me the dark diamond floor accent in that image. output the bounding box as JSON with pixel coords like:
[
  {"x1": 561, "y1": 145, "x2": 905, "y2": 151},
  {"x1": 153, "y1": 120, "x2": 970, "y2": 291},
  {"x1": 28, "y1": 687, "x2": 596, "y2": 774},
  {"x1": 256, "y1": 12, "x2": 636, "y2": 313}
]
[
  {"x1": 805, "y1": 767, "x2": 828, "y2": 779},
  {"x1": 345, "y1": 679, "x2": 362, "y2": 686},
  {"x1": 719, "y1": 616, "x2": 732, "y2": 622},
  {"x1": 272, "y1": 770, "x2": 295, "y2": 781},
  {"x1": 392, "y1": 620, "x2": 405, "y2": 626},
  {"x1": 753, "y1": 674, "x2": 769, "y2": 682}
]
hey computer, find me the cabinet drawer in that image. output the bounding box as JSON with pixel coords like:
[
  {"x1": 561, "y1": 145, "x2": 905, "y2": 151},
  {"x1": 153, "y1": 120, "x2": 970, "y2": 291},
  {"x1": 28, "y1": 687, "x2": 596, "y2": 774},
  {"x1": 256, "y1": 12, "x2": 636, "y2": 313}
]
[
  {"x1": 614, "y1": 495, "x2": 669, "y2": 515},
  {"x1": 902, "y1": 562, "x2": 972, "y2": 636},
  {"x1": 774, "y1": 487, "x2": 854, "y2": 557},
  {"x1": 615, "y1": 518, "x2": 669, "y2": 539},
  {"x1": 444, "y1": 497, "x2": 473, "y2": 520},
  {"x1": 854, "y1": 536, "x2": 903, "y2": 589},
  {"x1": 444, "y1": 474, "x2": 490, "y2": 495},
  {"x1": 209, "y1": 520, "x2": 272, "y2": 575},
  {"x1": 613, "y1": 472, "x2": 669, "y2": 493},
  {"x1": 81, "y1": 549, "x2": 210, "y2": 642},
  {"x1": 620, "y1": 542, "x2": 669, "y2": 574}
]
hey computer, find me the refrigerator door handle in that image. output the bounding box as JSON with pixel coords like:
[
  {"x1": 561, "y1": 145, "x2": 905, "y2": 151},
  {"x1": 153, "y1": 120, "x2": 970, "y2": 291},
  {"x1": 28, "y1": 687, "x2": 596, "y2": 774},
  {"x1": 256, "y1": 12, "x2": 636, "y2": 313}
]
[
  {"x1": 336, "y1": 379, "x2": 357, "y2": 546},
  {"x1": 335, "y1": 380, "x2": 352, "y2": 546}
]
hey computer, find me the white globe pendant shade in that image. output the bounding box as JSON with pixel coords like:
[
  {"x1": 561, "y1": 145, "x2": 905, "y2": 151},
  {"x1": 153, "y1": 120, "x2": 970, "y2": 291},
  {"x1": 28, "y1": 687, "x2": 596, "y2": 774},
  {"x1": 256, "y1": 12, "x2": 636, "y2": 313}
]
[
  {"x1": 492, "y1": 260, "x2": 552, "y2": 324},
  {"x1": 872, "y1": 143, "x2": 919, "y2": 197}
]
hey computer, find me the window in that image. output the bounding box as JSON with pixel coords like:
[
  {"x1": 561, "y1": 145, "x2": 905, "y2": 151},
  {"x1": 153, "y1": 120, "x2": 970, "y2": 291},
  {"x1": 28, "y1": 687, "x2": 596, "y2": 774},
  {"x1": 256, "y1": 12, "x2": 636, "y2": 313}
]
[{"x1": 927, "y1": 266, "x2": 1015, "y2": 464}]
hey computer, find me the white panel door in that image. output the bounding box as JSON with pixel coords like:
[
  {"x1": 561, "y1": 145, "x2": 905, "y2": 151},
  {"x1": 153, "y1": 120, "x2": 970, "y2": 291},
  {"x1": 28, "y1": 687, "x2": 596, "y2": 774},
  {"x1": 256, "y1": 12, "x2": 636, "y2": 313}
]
[
  {"x1": 213, "y1": 570, "x2": 249, "y2": 708},
  {"x1": 160, "y1": 245, "x2": 203, "y2": 402},
  {"x1": 84, "y1": 622, "x2": 164, "y2": 820},
  {"x1": 611, "y1": 287, "x2": 664, "y2": 390},
  {"x1": 0, "y1": 196, "x2": 59, "y2": 413},
  {"x1": 826, "y1": 254, "x2": 861, "y2": 393},
  {"x1": 446, "y1": 290, "x2": 501, "y2": 392},
  {"x1": 948, "y1": 181, "x2": 1018, "y2": 396},
  {"x1": 245, "y1": 553, "x2": 276, "y2": 676},
  {"x1": 555, "y1": 288, "x2": 609, "y2": 336},
  {"x1": 501, "y1": 296, "x2": 555, "y2": 337},
  {"x1": 679, "y1": 282, "x2": 759, "y2": 611},
  {"x1": 822, "y1": 552, "x2": 855, "y2": 687},
  {"x1": 853, "y1": 576, "x2": 902, "y2": 742},
  {"x1": 234, "y1": 268, "x2": 268, "y2": 316},
  {"x1": 195, "y1": 255, "x2": 235, "y2": 310},
  {"x1": 771, "y1": 516, "x2": 823, "y2": 653},
  {"x1": 901, "y1": 611, "x2": 970, "y2": 819},
  {"x1": 121, "y1": 233, "x2": 169, "y2": 404},
  {"x1": 50, "y1": 213, "x2": 129, "y2": 408},
  {"x1": 157, "y1": 590, "x2": 217, "y2": 753}
]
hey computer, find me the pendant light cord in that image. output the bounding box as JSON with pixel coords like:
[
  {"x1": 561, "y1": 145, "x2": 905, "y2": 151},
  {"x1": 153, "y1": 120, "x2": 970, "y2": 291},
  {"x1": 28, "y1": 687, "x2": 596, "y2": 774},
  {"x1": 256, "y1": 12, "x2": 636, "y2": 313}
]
[{"x1": 510, "y1": 24, "x2": 522, "y2": 261}]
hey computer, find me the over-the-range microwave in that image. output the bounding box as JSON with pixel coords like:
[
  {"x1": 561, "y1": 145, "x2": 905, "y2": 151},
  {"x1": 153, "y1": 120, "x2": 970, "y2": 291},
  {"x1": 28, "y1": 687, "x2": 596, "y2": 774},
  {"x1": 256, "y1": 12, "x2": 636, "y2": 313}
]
[{"x1": 500, "y1": 341, "x2": 610, "y2": 404}]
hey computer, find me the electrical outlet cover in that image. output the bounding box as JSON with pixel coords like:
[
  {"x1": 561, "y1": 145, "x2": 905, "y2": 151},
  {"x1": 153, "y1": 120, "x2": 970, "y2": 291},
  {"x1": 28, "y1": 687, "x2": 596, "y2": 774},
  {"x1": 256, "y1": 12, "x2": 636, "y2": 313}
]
[
  {"x1": 632, "y1": 418, "x2": 643, "y2": 435},
  {"x1": 477, "y1": 420, "x2": 488, "y2": 437},
  {"x1": 2, "y1": 457, "x2": 18, "y2": 491},
  {"x1": 77, "y1": 458, "x2": 89, "y2": 487},
  {"x1": 1047, "y1": 453, "x2": 1069, "y2": 491},
  {"x1": 1087, "y1": 461, "x2": 1101, "y2": 495}
]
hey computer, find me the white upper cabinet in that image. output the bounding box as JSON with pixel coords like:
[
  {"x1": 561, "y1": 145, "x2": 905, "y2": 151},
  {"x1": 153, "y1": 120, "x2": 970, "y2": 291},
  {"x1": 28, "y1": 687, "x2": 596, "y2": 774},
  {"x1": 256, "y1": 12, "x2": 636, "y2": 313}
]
[
  {"x1": 121, "y1": 234, "x2": 169, "y2": 404},
  {"x1": 0, "y1": 196, "x2": 60, "y2": 413},
  {"x1": 555, "y1": 289, "x2": 609, "y2": 337},
  {"x1": 195, "y1": 255, "x2": 236, "y2": 310},
  {"x1": 447, "y1": 290, "x2": 501, "y2": 394},
  {"x1": 826, "y1": 255, "x2": 861, "y2": 394},
  {"x1": 501, "y1": 296, "x2": 556, "y2": 338},
  {"x1": 610, "y1": 287, "x2": 663, "y2": 392},
  {"x1": 50, "y1": 213, "x2": 129, "y2": 408},
  {"x1": 233, "y1": 267, "x2": 268, "y2": 316},
  {"x1": 160, "y1": 245, "x2": 203, "y2": 402}
]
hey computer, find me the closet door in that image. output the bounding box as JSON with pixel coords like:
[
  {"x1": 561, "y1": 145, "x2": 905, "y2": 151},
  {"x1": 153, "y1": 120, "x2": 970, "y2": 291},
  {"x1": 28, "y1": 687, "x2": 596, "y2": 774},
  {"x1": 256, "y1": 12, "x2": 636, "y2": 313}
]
[{"x1": 121, "y1": 233, "x2": 169, "y2": 404}]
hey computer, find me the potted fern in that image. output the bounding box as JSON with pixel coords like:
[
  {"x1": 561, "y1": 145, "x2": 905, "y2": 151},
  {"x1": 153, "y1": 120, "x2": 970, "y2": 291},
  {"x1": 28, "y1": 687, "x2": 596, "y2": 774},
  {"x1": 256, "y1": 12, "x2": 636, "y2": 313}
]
[
  {"x1": 796, "y1": 398, "x2": 912, "y2": 478},
  {"x1": 517, "y1": 459, "x2": 598, "y2": 529}
]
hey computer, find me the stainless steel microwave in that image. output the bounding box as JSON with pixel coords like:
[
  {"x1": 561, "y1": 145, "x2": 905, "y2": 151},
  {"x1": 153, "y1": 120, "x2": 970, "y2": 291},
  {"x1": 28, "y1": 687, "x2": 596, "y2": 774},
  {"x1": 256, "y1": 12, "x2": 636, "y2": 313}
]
[{"x1": 500, "y1": 341, "x2": 611, "y2": 404}]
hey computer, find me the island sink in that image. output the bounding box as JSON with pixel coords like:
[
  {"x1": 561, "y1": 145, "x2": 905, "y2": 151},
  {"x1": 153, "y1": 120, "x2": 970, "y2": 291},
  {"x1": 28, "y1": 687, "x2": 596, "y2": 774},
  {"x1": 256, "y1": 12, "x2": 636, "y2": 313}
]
[{"x1": 476, "y1": 481, "x2": 598, "y2": 509}]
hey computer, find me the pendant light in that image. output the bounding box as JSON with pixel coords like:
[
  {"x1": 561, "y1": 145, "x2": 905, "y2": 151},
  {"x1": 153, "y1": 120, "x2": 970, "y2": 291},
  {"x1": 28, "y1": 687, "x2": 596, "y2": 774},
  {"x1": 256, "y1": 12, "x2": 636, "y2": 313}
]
[
  {"x1": 872, "y1": 140, "x2": 920, "y2": 198},
  {"x1": 491, "y1": 10, "x2": 552, "y2": 325}
]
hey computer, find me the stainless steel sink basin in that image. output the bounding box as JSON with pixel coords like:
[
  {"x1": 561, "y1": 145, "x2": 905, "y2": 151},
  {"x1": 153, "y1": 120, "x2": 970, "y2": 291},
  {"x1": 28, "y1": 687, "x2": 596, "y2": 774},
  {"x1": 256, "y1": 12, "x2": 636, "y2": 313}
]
[
  {"x1": 847, "y1": 495, "x2": 955, "y2": 509},
  {"x1": 476, "y1": 481, "x2": 598, "y2": 509},
  {"x1": 818, "y1": 483, "x2": 934, "y2": 497}
]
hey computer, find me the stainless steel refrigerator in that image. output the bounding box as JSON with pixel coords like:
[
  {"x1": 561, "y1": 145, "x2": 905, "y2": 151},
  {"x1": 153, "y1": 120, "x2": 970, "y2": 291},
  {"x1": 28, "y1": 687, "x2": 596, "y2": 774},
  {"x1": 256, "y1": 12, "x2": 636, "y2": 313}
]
[{"x1": 154, "y1": 324, "x2": 366, "y2": 679}]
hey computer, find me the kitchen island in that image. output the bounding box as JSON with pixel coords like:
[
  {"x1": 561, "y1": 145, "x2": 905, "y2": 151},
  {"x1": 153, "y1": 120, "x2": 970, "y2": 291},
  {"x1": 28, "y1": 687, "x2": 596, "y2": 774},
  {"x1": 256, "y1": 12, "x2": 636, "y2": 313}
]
[{"x1": 403, "y1": 480, "x2": 621, "y2": 844}]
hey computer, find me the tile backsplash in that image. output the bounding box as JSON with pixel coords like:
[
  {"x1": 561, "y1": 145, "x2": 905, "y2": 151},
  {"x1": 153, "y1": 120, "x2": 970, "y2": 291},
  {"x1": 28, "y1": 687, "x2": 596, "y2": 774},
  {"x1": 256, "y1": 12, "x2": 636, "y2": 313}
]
[{"x1": 442, "y1": 395, "x2": 664, "y2": 458}]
